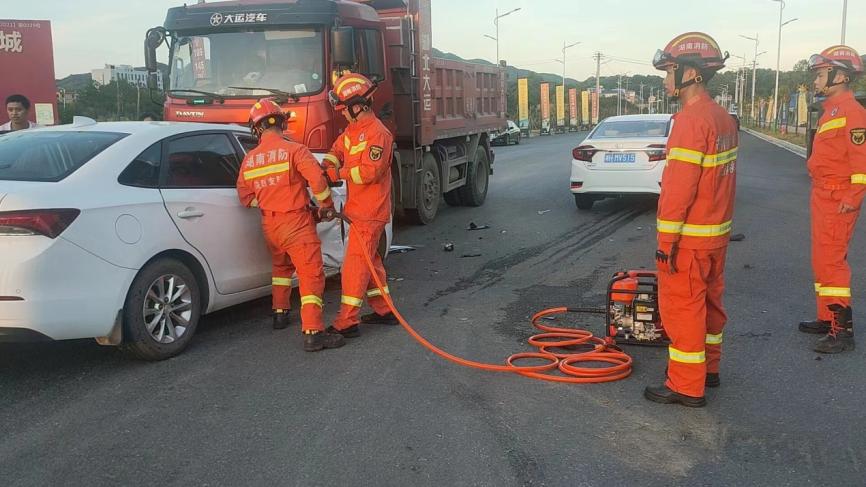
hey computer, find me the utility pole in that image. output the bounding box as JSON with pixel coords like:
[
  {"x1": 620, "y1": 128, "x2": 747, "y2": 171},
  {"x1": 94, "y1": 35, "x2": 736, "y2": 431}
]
[
  {"x1": 741, "y1": 34, "x2": 761, "y2": 123},
  {"x1": 594, "y1": 52, "x2": 602, "y2": 125},
  {"x1": 639, "y1": 83, "x2": 644, "y2": 114},
  {"x1": 617, "y1": 75, "x2": 622, "y2": 116},
  {"x1": 842, "y1": 0, "x2": 848, "y2": 44}
]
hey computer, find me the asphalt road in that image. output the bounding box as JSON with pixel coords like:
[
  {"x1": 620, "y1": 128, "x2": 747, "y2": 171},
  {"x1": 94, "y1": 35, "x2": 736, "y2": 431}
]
[{"x1": 2, "y1": 132, "x2": 865, "y2": 486}]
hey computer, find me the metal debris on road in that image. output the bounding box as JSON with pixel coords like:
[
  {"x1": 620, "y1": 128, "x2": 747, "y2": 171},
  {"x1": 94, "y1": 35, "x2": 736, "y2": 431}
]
[
  {"x1": 443, "y1": 243, "x2": 455, "y2": 252},
  {"x1": 467, "y1": 221, "x2": 491, "y2": 231},
  {"x1": 388, "y1": 245, "x2": 417, "y2": 254},
  {"x1": 460, "y1": 253, "x2": 482, "y2": 258},
  {"x1": 730, "y1": 233, "x2": 746, "y2": 242},
  {"x1": 537, "y1": 209, "x2": 551, "y2": 215}
]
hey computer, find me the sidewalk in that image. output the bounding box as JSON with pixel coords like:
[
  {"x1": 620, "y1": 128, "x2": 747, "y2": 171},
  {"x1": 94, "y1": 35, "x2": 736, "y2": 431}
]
[{"x1": 742, "y1": 127, "x2": 807, "y2": 159}]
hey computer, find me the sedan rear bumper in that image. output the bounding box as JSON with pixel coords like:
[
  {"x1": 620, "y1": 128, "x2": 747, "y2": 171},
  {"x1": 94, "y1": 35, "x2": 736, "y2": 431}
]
[{"x1": 570, "y1": 159, "x2": 664, "y2": 195}]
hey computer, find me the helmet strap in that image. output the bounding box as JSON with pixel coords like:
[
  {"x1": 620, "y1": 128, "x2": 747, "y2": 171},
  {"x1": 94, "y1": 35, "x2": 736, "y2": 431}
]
[{"x1": 672, "y1": 64, "x2": 702, "y2": 100}]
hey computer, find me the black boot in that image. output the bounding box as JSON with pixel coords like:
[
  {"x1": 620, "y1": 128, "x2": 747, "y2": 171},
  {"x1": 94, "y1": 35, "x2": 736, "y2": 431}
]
[
  {"x1": 326, "y1": 325, "x2": 361, "y2": 338},
  {"x1": 799, "y1": 319, "x2": 831, "y2": 334},
  {"x1": 705, "y1": 373, "x2": 720, "y2": 388},
  {"x1": 814, "y1": 305, "x2": 855, "y2": 354},
  {"x1": 273, "y1": 310, "x2": 291, "y2": 330},
  {"x1": 644, "y1": 384, "x2": 706, "y2": 408},
  {"x1": 303, "y1": 330, "x2": 346, "y2": 352},
  {"x1": 360, "y1": 311, "x2": 400, "y2": 326}
]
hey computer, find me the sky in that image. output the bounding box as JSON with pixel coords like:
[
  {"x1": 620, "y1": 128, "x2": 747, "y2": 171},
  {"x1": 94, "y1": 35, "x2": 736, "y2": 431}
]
[{"x1": 5, "y1": 0, "x2": 863, "y2": 80}]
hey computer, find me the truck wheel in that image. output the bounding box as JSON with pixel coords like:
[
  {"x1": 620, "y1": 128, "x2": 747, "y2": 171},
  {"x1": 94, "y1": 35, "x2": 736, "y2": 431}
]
[
  {"x1": 574, "y1": 194, "x2": 594, "y2": 210},
  {"x1": 121, "y1": 258, "x2": 202, "y2": 361},
  {"x1": 444, "y1": 190, "x2": 463, "y2": 207},
  {"x1": 458, "y1": 146, "x2": 489, "y2": 207},
  {"x1": 407, "y1": 153, "x2": 440, "y2": 225}
]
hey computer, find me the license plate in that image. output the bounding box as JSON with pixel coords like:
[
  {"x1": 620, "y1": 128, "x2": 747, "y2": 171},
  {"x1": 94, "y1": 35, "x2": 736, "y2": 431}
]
[{"x1": 604, "y1": 152, "x2": 636, "y2": 163}]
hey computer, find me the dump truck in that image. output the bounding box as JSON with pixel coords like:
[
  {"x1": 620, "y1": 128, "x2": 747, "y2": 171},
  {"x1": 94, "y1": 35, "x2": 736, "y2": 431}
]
[{"x1": 144, "y1": 0, "x2": 506, "y2": 224}]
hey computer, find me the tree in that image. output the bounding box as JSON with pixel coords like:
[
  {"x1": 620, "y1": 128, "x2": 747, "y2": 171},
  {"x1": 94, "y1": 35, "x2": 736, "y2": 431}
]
[{"x1": 63, "y1": 80, "x2": 164, "y2": 122}]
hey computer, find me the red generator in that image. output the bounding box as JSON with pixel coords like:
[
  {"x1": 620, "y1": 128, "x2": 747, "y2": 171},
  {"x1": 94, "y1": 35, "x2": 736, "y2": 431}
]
[{"x1": 606, "y1": 271, "x2": 669, "y2": 346}]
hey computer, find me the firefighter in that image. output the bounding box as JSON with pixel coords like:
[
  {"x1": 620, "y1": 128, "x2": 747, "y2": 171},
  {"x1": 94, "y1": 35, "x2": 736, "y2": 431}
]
[
  {"x1": 321, "y1": 73, "x2": 398, "y2": 338},
  {"x1": 644, "y1": 33, "x2": 736, "y2": 408},
  {"x1": 236, "y1": 99, "x2": 345, "y2": 352},
  {"x1": 798, "y1": 46, "x2": 866, "y2": 354}
]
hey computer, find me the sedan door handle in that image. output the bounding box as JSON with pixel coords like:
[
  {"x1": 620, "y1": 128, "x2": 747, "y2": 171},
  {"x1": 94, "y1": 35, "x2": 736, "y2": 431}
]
[{"x1": 177, "y1": 209, "x2": 204, "y2": 219}]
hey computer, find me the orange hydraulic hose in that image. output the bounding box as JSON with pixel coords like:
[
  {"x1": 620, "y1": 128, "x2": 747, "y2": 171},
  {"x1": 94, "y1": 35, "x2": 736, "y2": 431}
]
[{"x1": 338, "y1": 211, "x2": 633, "y2": 383}]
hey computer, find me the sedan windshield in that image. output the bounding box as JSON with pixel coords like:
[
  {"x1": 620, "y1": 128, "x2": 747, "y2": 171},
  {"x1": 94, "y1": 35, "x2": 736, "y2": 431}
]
[
  {"x1": 592, "y1": 120, "x2": 670, "y2": 138},
  {"x1": 0, "y1": 131, "x2": 127, "y2": 182},
  {"x1": 170, "y1": 28, "x2": 325, "y2": 97}
]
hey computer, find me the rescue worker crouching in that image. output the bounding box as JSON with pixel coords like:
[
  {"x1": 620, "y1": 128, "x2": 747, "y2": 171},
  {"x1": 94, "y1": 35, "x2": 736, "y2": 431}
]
[
  {"x1": 236, "y1": 98, "x2": 345, "y2": 352},
  {"x1": 322, "y1": 73, "x2": 399, "y2": 338},
  {"x1": 797, "y1": 45, "x2": 866, "y2": 354},
  {"x1": 644, "y1": 33, "x2": 737, "y2": 408}
]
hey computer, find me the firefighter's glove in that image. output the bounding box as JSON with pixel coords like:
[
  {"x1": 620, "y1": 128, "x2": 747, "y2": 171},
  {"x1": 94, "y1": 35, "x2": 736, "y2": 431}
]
[
  {"x1": 655, "y1": 242, "x2": 679, "y2": 274},
  {"x1": 325, "y1": 167, "x2": 341, "y2": 186}
]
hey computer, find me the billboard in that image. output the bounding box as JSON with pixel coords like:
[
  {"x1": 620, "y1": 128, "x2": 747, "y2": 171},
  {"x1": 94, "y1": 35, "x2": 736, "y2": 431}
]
[
  {"x1": 591, "y1": 89, "x2": 600, "y2": 124},
  {"x1": 568, "y1": 88, "x2": 578, "y2": 127},
  {"x1": 517, "y1": 78, "x2": 529, "y2": 129},
  {"x1": 581, "y1": 90, "x2": 590, "y2": 125},
  {"x1": 540, "y1": 83, "x2": 550, "y2": 129},
  {"x1": 555, "y1": 85, "x2": 565, "y2": 127},
  {"x1": 0, "y1": 19, "x2": 57, "y2": 125}
]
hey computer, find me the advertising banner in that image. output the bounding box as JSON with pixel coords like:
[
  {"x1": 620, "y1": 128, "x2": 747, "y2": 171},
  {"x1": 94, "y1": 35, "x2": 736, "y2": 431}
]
[
  {"x1": 591, "y1": 89, "x2": 600, "y2": 124},
  {"x1": 540, "y1": 83, "x2": 550, "y2": 129},
  {"x1": 517, "y1": 78, "x2": 529, "y2": 129},
  {"x1": 555, "y1": 85, "x2": 565, "y2": 127},
  {"x1": 581, "y1": 90, "x2": 590, "y2": 125},
  {"x1": 568, "y1": 88, "x2": 578, "y2": 127}
]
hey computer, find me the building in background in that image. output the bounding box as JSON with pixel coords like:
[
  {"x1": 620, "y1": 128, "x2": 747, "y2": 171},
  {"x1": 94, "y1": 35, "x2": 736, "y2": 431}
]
[{"x1": 91, "y1": 64, "x2": 163, "y2": 89}]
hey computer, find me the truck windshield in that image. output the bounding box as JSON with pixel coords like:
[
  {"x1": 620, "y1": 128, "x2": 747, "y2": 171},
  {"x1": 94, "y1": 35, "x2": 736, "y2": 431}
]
[{"x1": 169, "y1": 28, "x2": 325, "y2": 98}]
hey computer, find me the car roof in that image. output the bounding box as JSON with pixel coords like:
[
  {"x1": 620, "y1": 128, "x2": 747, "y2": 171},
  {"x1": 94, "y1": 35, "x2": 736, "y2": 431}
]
[
  {"x1": 599, "y1": 114, "x2": 672, "y2": 123},
  {"x1": 36, "y1": 120, "x2": 248, "y2": 136}
]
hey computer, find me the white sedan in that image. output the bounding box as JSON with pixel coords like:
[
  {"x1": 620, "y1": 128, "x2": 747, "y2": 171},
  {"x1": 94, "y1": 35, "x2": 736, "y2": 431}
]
[
  {"x1": 0, "y1": 118, "x2": 390, "y2": 360},
  {"x1": 570, "y1": 114, "x2": 672, "y2": 210}
]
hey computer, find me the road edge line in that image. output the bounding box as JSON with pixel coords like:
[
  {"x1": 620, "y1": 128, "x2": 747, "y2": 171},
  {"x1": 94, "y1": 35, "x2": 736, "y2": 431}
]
[{"x1": 743, "y1": 127, "x2": 807, "y2": 159}]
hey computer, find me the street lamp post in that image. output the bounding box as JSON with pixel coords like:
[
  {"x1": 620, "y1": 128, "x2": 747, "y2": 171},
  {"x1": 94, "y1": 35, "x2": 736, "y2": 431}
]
[
  {"x1": 771, "y1": 0, "x2": 798, "y2": 130},
  {"x1": 492, "y1": 7, "x2": 521, "y2": 65},
  {"x1": 842, "y1": 0, "x2": 848, "y2": 44},
  {"x1": 560, "y1": 41, "x2": 580, "y2": 127},
  {"x1": 740, "y1": 34, "x2": 761, "y2": 123}
]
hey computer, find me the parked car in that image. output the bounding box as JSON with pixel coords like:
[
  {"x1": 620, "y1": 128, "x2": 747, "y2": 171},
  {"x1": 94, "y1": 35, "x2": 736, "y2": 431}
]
[
  {"x1": 570, "y1": 114, "x2": 673, "y2": 210},
  {"x1": 0, "y1": 118, "x2": 391, "y2": 359},
  {"x1": 491, "y1": 120, "x2": 521, "y2": 146}
]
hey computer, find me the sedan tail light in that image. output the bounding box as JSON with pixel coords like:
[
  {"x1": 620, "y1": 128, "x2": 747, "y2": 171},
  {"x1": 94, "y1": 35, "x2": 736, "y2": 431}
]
[
  {"x1": 646, "y1": 144, "x2": 667, "y2": 162},
  {"x1": 0, "y1": 209, "x2": 81, "y2": 238},
  {"x1": 572, "y1": 145, "x2": 598, "y2": 162}
]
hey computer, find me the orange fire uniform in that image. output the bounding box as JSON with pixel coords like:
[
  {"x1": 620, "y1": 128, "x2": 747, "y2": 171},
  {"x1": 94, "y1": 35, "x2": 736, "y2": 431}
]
[
  {"x1": 807, "y1": 90, "x2": 866, "y2": 321},
  {"x1": 656, "y1": 92, "x2": 738, "y2": 398},
  {"x1": 237, "y1": 130, "x2": 334, "y2": 332},
  {"x1": 323, "y1": 115, "x2": 394, "y2": 329},
  {"x1": 268, "y1": 247, "x2": 294, "y2": 311}
]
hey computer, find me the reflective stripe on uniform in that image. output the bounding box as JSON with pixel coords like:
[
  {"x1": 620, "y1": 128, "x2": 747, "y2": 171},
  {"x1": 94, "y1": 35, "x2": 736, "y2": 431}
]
[
  {"x1": 681, "y1": 220, "x2": 732, "y2": 237},
  {"x1": 701, "y1": 147, "x2": 738, "y2": 168},
  {"x1": 301, "y1": 295, "x2": 323, "y2": 307},
  {"x1": 852, "y1": 174, "x2": 866, "y2": 185},
  {"x1": 669, "y1": 346, "x2": 706, "y2": 364},
  {"x1": 272, "y1": 277, "x2": 292, "y2": 286},
  {"x1": 818, "y1": 117, "x2": 847, "y2": 134},
  {"x1": 668, "y1": 147, "x2": 704, "y2": 166},
  {"x1": 314, "y1": 187, "x2": 332, "y2": 202},
  {"x1": 814, "y1": 282, "x2": 822, "y2": 293},
  {"x1": 350, "y1": 166, "x2": 364, "y2": 184},
  {"x1": 244, "y1": 162, "x2": 291, "y2": 181},
  {"x1": 705, "y1": 333, "x2": 724, "y2": 345},
  {"x1": 818, "y1": 286, "x2": 851, "y2": 298},
  {"x1": 657, "y1": 219, "x2": 684, "y2": 234},
  {"x1": 342, "y1": 295, "x2": 364, "y2": 307},
  {"x1": 323, "y1": 153, "x2": 341, "y2": 169},
  {"x1": 367, "y1": 286, "x2": 390, "y2": 298},
  {"x1": 349, "y1": 141, "x2": 368, "y2": 155},
  {"x1": 344, "y1": 136, "x2": 351, "y2": 150}
]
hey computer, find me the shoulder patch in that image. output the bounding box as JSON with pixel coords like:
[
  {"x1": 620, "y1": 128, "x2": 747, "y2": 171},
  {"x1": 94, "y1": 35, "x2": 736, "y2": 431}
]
[
  {"x1": 369, "y1": 145, "x2": 384, "y2": 161},
  {"x1": 852, "y1": 128, "x2": 866, "y2": 146}
]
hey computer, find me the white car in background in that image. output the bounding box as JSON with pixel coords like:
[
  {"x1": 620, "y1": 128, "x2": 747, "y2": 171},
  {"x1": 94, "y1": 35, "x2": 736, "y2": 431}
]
[
  {"x1": 570, "y1": 114, "x2": 672, "y2": 210},
  {"x1": 0, "y1": 119, "x2": 390, "y2": 360}
]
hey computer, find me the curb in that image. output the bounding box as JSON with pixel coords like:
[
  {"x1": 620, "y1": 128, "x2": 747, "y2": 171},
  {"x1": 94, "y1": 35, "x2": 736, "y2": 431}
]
[{"x1": 743, "y1": 127, "x2": 807, "y2": 159}]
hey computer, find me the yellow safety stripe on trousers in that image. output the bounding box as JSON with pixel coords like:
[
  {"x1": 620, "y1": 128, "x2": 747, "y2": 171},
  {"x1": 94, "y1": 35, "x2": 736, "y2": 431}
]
[
  {"x1": 244, "y1": 162, "x2": 291, "y2": 181},
  {"x1": 818, "y1": 286, "x2": 851, "y2": 298},
  {"x1": 701, "y1": 147, "x2": 738, "y2": 168},
  {"x1": 300, "y1": 295, "x2": 323, "y2": 308},
  {"x1": 705, "y1": 333, "x2": 724, "y2": 345},
  {"x1": 681, "y1": 220, "x2": 732, "y2": 237},
  {"x1": 272, "y1": 277, "x2": 292, "y2": 286},
  {"x1": 349, "y1": 141, "x2": 368, "y2": 155},
  {"x1": 814, "y1": 282, "x2": 822, "y2": 293},
  {"x1": 350, "y1": 166, "x2": 364, "y2": 185},
  {"x1": 668, "y1": 147, "x2": 704, "y2": 166},
  {"x1": 367, "y1": 286, "x2": 390, "y2": 298},
  {"x1": 341, "y1": 295, "x2": 364, "y2": 307},
  {"x1": 818, "y1": 117, "x2": 847, "y2": 134},
  {"x1": 323, "y1": 153, "x2": 341, "y2": 169},
  {"x1": 657, "y1": 219, "x2": 684, "y2": 234},
  {"x1": 852, "y1": 174, "x2": 866, "y2": 185},
  {"x1": 314, "y1": 187, "x2": 332, "y2": 202},
  {"x1": 669, "y1": 347, "x2": 706, "y2": 364}
]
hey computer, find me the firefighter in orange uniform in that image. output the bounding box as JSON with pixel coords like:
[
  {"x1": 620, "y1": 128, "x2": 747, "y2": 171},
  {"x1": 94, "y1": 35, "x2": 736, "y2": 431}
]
[
  {"x1": 798, "y1": 46, "x2": 866, "y2": 354},
  {"x1": 321, "y1": 73, "x2": 398, "y2": 338},
  {"x1": 644, "y1": 33, "x2": 737, "y2": 408},
  {"x1": 236, "y1": 99, "x2": 345, "y2": 352}
]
